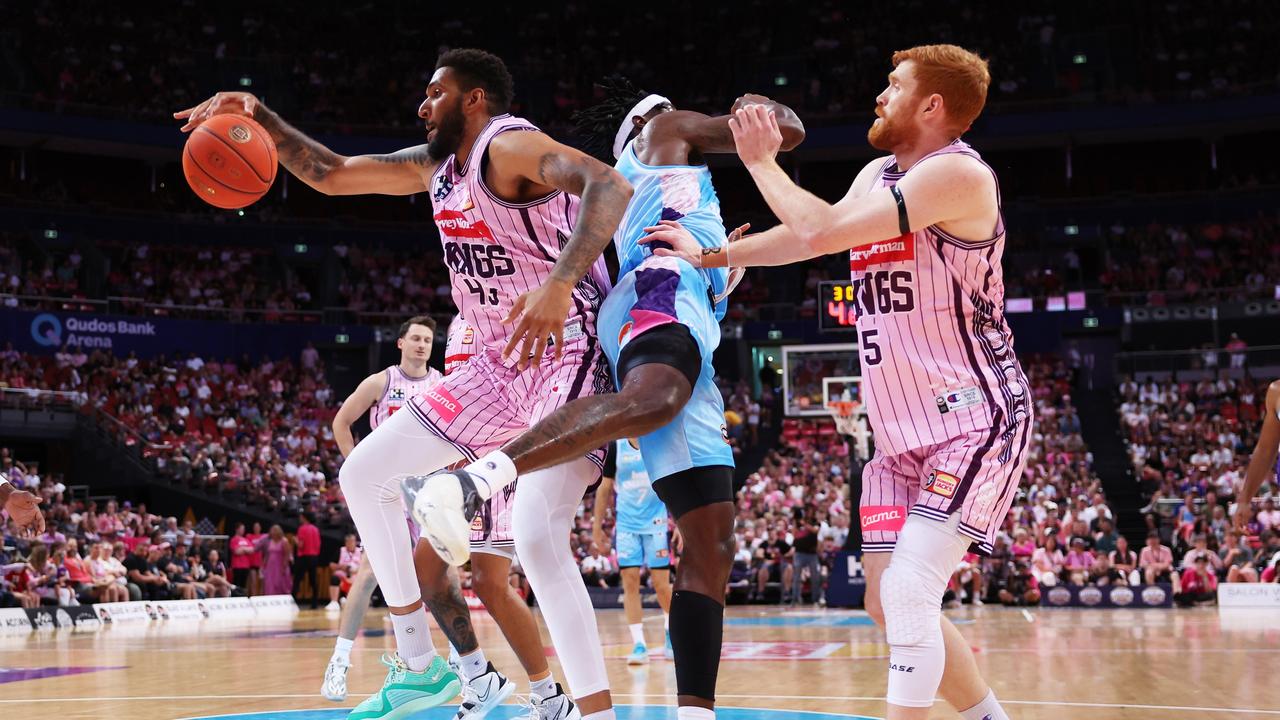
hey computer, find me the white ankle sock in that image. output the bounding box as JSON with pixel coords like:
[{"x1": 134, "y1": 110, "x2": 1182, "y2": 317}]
[
  {"x1": 459, "y1": 647, "x2": 488, "y2": 680},
  {"x1": 629, "y1": 623, "x2": 645, "y2": 646},
  {"x1": 390, "y1": 608, "x2": 437, "y2": 672},
  {"x1": 530, "y1": 674, "x2": 556, "y2": 700},
  {"x1": 333, "y1": 636, "x2": 354, "y2": 663},
  {"x1": 960, "y1": 689, "x2": 1009, "y2": 720},
  {"x1": 677, "y1": 707, "x2": 715, "y2": 720},
  {"x1": 465, "y1": 451, "x2": 517, "y2": 500}
]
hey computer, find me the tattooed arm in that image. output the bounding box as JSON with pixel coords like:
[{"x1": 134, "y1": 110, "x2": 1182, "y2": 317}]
[
  {"x1": 174, "y1": 91, "x2": 433, "y2": 196},
  {"x1": 487, "y1": 130, "x2": 633, "y2": 368}
]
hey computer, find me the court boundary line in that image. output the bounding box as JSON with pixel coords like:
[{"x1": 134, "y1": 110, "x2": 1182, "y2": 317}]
[{"x1": 4, "y1": 692, "x2": 1277, "y2": 716}]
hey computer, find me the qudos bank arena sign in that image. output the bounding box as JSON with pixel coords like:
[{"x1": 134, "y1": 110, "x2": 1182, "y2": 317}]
[
  {"x1": 6, "y1": 310, "x2": 371, "y2": 360},
  {"x1": 30, "y1": 313, "x2": 158, "y2": 350}
]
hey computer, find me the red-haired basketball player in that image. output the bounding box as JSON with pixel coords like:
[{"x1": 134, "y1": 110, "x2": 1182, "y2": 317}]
[
  {"x1": 646, "y1": 45, "x2": 1026, "y2": 720},
  {"x1": 177, "y1": 49, "x2": 630, "y2": 720}
]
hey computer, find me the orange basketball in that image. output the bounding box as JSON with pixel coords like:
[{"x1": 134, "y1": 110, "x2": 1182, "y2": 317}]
[{"x1": 182, "y1": 114, "x2": 278, "y2": 209}]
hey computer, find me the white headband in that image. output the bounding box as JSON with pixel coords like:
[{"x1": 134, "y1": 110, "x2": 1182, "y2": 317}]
[{"x1": 612, "y1": 94, "x2": 672, "y2": 159}]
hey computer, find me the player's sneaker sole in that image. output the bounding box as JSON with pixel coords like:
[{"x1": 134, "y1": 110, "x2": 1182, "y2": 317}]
[{"x1": 403, "y1": 472, "x2": 475, "y2": 566}]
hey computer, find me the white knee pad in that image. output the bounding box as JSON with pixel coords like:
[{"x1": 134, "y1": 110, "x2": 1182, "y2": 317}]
[{"x1": 880, "y1": 515, "x2": 973, "y2": 708}]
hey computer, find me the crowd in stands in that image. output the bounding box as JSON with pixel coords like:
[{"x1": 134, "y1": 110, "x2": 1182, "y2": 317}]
[
  {"x1": 1095, "y1": 219, "x2": 1280, "y2": 305},
  {"x1": 332, "y1": 242, "x2": 454, "y2": 320},
  {"x1": 6, "y1": 339, "x2": 1278, "y2": 611},
  {"x1": 0, "y1": 453, "x2": 243, "y2": 608},
  {"x1": 10, "y1": 1, "x2": 1279, "y2": 131},
  {"x1": 1, "y1": 348, "x2": 347, "y2": 527},
  {"x1": 100, "y1": 240, "x2": 315, "y2": 320},
  {"x1": 1120, "y1": 372, "x2": 1280, "y2": 598}
]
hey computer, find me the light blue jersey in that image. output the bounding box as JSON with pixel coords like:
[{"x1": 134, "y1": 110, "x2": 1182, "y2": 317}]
[
  {"x1": 613, "y1": 142, "x2": 730, "y2": 322},
  {"x1": 612, "y1": 440, "x2": 668, "y2": 533},
  {"x1": 598, "y1": 139, "x2": 735, "y2": 482}
]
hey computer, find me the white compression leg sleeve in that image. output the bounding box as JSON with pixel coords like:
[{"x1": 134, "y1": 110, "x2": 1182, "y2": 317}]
[
  {"x1": 513, "y1": 458, "x2": 610, "y2": 698},
  {"x1": 337, "y1": 406, "x2": 464, "y2": 608},
  {"x1": 880, "y1": 515, "x2": 974, "y2": 709}
]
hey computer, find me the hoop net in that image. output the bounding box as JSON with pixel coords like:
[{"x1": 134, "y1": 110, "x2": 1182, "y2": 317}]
[{"x1": 828, "y1": 400, "x2": 862, "y2": 436}]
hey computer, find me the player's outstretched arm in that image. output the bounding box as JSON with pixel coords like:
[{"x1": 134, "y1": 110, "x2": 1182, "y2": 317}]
[
  {"x1": 490, "y1": 130, "x2": 633, "y2": 368},
  {"x1": 649, "y1": 93, "x2": 804, "y2": 155},
  {"x1": 1235, "y1": 380, "x2": 1280, "y2": 531},
  {"x1": 174, "y1": 92, "x2": 431, "y2": 196},
  {"x1": 331, "y1": 372, "x2": 387, "y2": 457}
]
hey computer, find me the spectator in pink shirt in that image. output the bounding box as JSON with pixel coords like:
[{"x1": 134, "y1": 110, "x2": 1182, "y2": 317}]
[
  {"x1": 1139, "y1": 531, "x2": 1177, "y2": 587},
  {"x1": 1064, "y1": 537, "x2": 1095, "y2": 586},
  {"x1": 229, "y1": 522, "x2": 255, "y2": 592},
  {"x1": 1257, "y1": 499, "x2": 1280, "y2": 532},
  {"x1": 1031, "y1": 534, "x2": 1064, "y2": 587},
  {"x1": 1010, "y1": 527, "x2": 1036, "y2": 560},
  {"x1": 293, "y1": 512, "x2": 321, "y2": 609}
]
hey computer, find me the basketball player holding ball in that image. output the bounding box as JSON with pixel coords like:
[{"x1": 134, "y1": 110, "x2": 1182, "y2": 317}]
[{"x1": 177, "y1": 49, "x2": 629, "y2": 720}]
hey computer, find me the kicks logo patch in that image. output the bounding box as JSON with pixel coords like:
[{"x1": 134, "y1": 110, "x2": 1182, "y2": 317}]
[{"x1": 925, "y1": 469, "x2": 960, "y2": 498}]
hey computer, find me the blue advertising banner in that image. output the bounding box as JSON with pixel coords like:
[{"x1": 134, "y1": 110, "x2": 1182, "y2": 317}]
[
  {"x1": 2, "y1": 309, "x2": 372, "y2": 359},
  {"x1": 1039, "y1": 583, "x2": 1174, "y2": 608}
]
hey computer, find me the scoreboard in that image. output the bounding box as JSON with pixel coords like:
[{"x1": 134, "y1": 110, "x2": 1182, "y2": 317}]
[{"x1": 818, "y1": 280, "x2": 858, "y2": 332}]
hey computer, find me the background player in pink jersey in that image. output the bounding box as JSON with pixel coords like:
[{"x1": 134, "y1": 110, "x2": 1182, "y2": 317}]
[
  {"x1": 176, "y1": 48, "x2": 630, "y2": 720},
  {"x1": 645, "y1": 44, "x2": 1024, "y2": 720},
  {"x1": 324, "y1": 315, "x2": 514, "y2": 713}
]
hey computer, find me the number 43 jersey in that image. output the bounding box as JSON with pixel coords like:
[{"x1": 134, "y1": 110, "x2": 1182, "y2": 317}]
[
  {"x1": 428, "y1": 114, "x2": 612, "y2": 351},
  {"x1": 853, "y1": 139, "x2": 1031, "y2": 456}
]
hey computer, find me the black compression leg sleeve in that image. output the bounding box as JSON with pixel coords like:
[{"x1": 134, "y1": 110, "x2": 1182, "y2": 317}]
[{"x1": 669, "y1": 589, "x2": 724, "y2": 702}]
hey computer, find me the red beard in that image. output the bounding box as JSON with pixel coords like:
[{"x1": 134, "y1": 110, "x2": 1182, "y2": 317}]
[{"x1": 867, "y1": 114, "x2": 907, "y2": 151}]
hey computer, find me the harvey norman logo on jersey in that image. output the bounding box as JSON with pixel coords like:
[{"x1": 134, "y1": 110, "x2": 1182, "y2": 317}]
[
  {"x1": 30, "y1": 313, "x2": 158, "y2": 350},
  {"x1": 849, "y1": 236, "x2": 915, "y2": 271}
]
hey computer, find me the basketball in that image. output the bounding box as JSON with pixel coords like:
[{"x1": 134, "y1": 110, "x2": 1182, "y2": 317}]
[{"x1": 182, "y1": 114, "x2": 277, "y2": 209}]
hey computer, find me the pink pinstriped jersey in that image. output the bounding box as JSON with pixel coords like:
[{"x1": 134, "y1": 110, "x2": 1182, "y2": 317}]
[
  {"x1": 369, "y1": 365, "x2": 443, "y2": 430},
  {"x1": 443, "y1": 315, "x2": 474, "y2": 376},
  {"x1": 852, "y1": 139, "x2": 1031, "y2": 456},
  {"x1": 429, "y1": 115, "x2": 612, "y2": 351}
]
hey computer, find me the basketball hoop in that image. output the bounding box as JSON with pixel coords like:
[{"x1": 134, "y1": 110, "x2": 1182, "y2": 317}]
[
  {"x1": 828, "y1": 400, "x2": 872, "y2": 461},
  {"x1": 829, "y1": 400, "x2": 862, "y2": 436}
]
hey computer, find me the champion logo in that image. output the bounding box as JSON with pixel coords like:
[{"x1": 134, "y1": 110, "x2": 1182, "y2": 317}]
[
  {"x1": 406, "y1": 627, "x2": 415, "y2": 634},
  {"x1": 486, "y1": 462, "x2": 497, "y2": 470}
]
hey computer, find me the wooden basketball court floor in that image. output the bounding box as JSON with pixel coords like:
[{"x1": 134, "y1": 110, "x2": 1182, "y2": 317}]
[{"x1": 4, "y1": 604, "x2": 1278, "y2": 719}]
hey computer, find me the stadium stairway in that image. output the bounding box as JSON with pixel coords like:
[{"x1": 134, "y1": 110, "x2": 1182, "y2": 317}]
[{"x1": 1074, "y1": 388, "x2": 1146, "y2": 544}]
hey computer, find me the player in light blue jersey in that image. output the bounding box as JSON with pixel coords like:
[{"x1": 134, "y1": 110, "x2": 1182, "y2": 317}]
[
  {"x1": 414, "y1": 76, "x2": 803, "y2": 718},
  {"x1": 592, "y1": 440, "x2": 674, "y2": 665}
]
